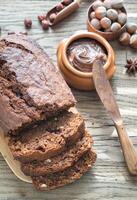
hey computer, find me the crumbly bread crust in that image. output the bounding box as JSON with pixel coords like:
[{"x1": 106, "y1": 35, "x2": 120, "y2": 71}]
[{"x1": 0, "y1": 34, "x2": 75, "y2": 135}]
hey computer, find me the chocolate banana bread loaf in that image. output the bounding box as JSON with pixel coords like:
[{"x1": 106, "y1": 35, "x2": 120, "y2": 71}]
[
  {"x1": 9, "y1": 111, "x2": 84, "y2": 163},
  {"x1": 0, "y1": 34, "x2": 76, "y2": 135},
  {"x1": 32, "y1": 150, "x2": 97, "y2": 191},
  {"x1": 21, "y1": 131, "x2": 93, "y2": 176}
]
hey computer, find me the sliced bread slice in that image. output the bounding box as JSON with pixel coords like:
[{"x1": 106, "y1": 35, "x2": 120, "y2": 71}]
[
  {"x1": 9, "y1": 111, "x2": 84, "y2": 163},
  {"x1": 32, "y1": 150, "x2": 97, "y2": 191},
  {"x1": 21, "y1": 131, "x2": 93, "y2": 176}
]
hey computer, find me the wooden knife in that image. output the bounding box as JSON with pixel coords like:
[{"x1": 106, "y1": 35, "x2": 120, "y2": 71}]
[{"x1": 92, "y1": 59, "x2": 137, "y2": 175}]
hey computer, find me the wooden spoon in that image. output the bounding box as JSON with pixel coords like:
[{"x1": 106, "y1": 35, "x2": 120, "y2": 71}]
[
  {"x1": 92, "y1": 59, "x2": 137, "y2": 175},
  {"x1": 46, "y1": 0, "x2": 83, "y2": 26}
]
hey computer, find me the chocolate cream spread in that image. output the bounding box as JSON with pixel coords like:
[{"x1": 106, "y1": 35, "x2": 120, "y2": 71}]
[{"x1": 67, "y1": 38, "x2": 107, "y2": 72}]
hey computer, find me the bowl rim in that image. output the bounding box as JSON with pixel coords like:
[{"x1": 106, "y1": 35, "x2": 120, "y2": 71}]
[
  {"x1": 87, "y1": 3, "x2": 127, "y2": 36},
  {"x1": 62, "y1": 31, "x2": 113, "y2": 78}
]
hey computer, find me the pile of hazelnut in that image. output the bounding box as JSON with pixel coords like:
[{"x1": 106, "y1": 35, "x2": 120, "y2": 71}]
[
  {"x1": 89, "y1": 0, "x2": 127, "y2": 33},
  {"x1": 119, "y1": 23, "x2": 137, "y2": 48},
  {"x1": 24, "y1": 0, "x2": 73, "y2": 30}
]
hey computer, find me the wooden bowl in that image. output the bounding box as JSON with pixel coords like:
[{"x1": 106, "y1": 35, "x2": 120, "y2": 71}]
[
  {"x1": 57, "y1": 31, "x2": 116, "y2": 91},
  {"x1": 87, "y1": 5, "x2": 127, "y2": 41}
]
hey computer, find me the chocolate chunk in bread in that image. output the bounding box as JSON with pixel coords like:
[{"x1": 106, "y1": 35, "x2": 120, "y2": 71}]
[
  {"x1": 21, "y1": 131, "x2": 93, "y2": 176},
  {"x1": 9, "y1": 112, "x2": 84, "y2": 163},
  {"x1": 0, "y1": 34, "x2": 76, "y2": 135},
  {"x1": 32, "y1": 150, "x2": 97, "y2": 191}
]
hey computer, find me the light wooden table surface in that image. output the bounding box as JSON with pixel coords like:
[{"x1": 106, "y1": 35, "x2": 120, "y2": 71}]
[{"x1": 0, "y1": 0, "x2": 137, "y2": 199}]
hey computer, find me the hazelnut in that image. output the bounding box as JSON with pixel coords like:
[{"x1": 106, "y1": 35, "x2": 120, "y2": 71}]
[
  {"x1": 49, "y1": 13, "x2": 56, "y2": 23},
  {"x1": 104, "y1": 27, "x2": 111, "y2": 32},
  {"x1": 118, "y1": 12, "x2": 127, "y2": 26},
  {"x1": 117, "y1": 9, "x2": 122, "y2": 14},
  {"x1": 130, "y1": 34, "x2": 137, "y2": 48},
  {"x1": 100, "y1": 17, "x2": 111, "y2": 29},
  {"x1": 24, "y1": 18, "x2": 32, "y2": 29},
  {"x1": 103, "y1": 0, "x2": 112, "y2": 9},
  {"x1": 111, "y1": 22, "x2": 121, "y2": 32},
  {"x1": 126, "y1": 23, "x2": 137, "y2": 34},
  {"x1": 92, "y1": 0, "x2": 103, "y2": 11},
  {"x1": 95, "y1": 6, "x2": 107, "y2": 19},
  {"x1": 41, "y1": 20, "x2": 49, "y2": 30},
  {"x1": 90, "y1": 11, "x2": 96, "y2": 19},
  {"x1": 63, "y1": 0, "x2": 72, "y2": 6},
  {"x1": 38, "y1": 15, "x2": 46, "y2": 23},
  {"x1": 107, "y1": 9, "x2": 118, "y2": 21},
  {"x1": 111, "y1": 0, "x2": 124, "y2": 9},
  {"x1": 90, "y1": 18, "x2": 101, "y2": 30},
  {"x1": 119, "y1": 32, "x2": 131, "y2": 46},
  {"x1": 56, "y1": 3, "x2": 64, "y2": 12}
]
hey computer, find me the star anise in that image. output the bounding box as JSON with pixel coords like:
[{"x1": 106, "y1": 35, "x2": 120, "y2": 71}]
[{"x1": 125, "y1": 59, "x2": 137, "y2": 75}]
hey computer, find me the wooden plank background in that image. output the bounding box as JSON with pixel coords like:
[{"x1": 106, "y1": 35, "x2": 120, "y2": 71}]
[{"x1": 0, "y1": 0, "x2": 137, "y2": 199}]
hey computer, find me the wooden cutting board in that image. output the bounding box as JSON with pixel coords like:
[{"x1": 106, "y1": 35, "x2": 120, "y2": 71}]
[{"x1": 0, "y1": 127, "x2": 32, "y2": 183}]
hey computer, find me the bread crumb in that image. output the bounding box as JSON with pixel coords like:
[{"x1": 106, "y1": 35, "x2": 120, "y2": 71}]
[{"x1": 46, "y1": 159, "x2": 52, "y2": 163}]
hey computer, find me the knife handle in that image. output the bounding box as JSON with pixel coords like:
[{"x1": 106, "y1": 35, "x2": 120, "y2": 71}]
[{"x1": 115, "y1": 123, "x2": 137, "y2": 175}]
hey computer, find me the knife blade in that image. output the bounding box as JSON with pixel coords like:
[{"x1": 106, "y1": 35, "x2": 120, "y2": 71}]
[{"x1": 92, "y1": 59, "x2": 122, "y2": 125}]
